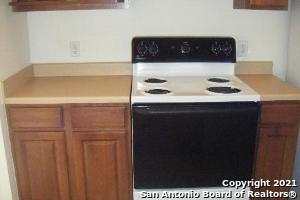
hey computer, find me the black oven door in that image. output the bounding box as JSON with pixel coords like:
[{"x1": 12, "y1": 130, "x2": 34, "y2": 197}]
[{"x1": 132, "y1": 102, "x2": 260, "y2": 189}]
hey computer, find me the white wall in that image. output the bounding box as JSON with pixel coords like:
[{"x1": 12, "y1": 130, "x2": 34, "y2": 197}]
[
  {"x1": 0, "y1": 2, "x2": 30, "y2": 81},
  {"x1": 287, "y1": 0, "x2": 300, "y2": 197},
  {"x1": 0, "y1": 84, "x2": 17, "y2": 200},
  {"x1": 27, "y1": 0, "x2": 290, "y2": 79},
  {"x1": 0, "y1": 0, "x2": 30, "y2": 199},
  {"x1": 287, "y1": 1, "x2": 300, "y2": 86}
]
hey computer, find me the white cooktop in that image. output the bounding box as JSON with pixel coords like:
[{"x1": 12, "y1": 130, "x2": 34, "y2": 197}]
[
  {"x1": 131, "y1": 75, "x2": 260, "y2": 103},
  {"x1": 131, "y1": 63, "x2": 260, "y2": 103}
]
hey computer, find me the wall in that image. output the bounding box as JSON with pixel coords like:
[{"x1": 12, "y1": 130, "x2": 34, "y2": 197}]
[
  {"x1": 287, "y1": 0, "x2": 300, "y2": 197},
  {"x1": 0, "y1": 1, "x2": 30, "y2": 81},
  {"x1": 0, "y1": 0, "x2": 30, "y2": 199},
  {"x1": 27, "y1": 0, "x2": 290, "y2": 79},
  {"x1": 0, "y1": 85, "x2": 16, "y2": 200},
  {"x1": 287, "y1": 1, "x2": 300, "y2": 86}
]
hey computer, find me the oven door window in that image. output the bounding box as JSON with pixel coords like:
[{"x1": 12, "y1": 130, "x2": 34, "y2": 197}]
[{"x1": 132, "y1": 102, "x2": 260, "y2": 189}]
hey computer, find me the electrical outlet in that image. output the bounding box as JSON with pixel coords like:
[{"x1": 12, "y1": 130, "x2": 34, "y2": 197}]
[
  {"x1": 238, "y1": 40, "x2": 248, "y2": 57},
  {"x1": 70, "y1": 41, "x2": 80, "y2": 57}
]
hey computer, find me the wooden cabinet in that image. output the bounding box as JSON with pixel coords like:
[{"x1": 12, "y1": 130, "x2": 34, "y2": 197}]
[
  {"x1": 7, "y1": 105, "x2": 69, "y2": 200},
  {"x1": 234, "y1": 0, "x2": 288, "y2": 10},
  {"x1": 9, "y1": 0, "x2": 126, "y2": 12},
  {"x1": 253, "y1": 101, "x2": 300, "y2": 199},
  {"x1": 69, "y1": 104, "x2": 131, "y2": 200},
  {"x1": 7, "y1": 101, "x2": 299, "y2": 200},
  {"x1": 7, "y1": 104, "x2": 131, "y2": 200},
  {"x1": 72, "y1": 131, "x2": 130, "y2": 200},
  {"x1": 12, "y1": 131, "x2": 70, "y2": 200},
  {"x1": 9, "y1": 107, "x2": 64, "y2": 129}
]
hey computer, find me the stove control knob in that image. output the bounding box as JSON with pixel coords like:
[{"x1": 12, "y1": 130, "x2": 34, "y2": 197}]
[
  {"x1": 211, "y1": 41, "x2": 221, "y2": 56},
  {"x1": 222, "y1": 42, "x2": 233, "y2": 56},
  {"x1": 148, "y1": 41, "x2": 159, "y2": 56},
  {"x1": 180, "y1": 42, "x2": 191, "y2": 54},
  {"x1": 137, "y1": 41, "x2": 148, "y2": 56}
]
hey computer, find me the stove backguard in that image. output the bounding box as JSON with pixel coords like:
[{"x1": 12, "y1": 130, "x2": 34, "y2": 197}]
[{"x1": 132, "y1": 37, "x2": 236, "y2": 63}]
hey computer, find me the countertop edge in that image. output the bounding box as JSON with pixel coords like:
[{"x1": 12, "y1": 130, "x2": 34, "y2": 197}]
[
  {"x1": 4, "y1": 96, "x2": 130, "y2": 104},
  {"x1": 260, "y1": 95, "x2": 300, "y2": 101}
]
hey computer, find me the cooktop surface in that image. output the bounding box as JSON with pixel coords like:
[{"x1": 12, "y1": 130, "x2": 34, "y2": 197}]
[{"x1": 131, "y1": 75, "x2": 260, "y2": 103}]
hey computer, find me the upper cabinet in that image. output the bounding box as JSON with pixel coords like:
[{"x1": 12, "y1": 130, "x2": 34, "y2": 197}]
[
  {"x1": 234, "y1": 0, "x2": 288, "y2": 10},
  {"x1": 9, "y1": 0, "x2": 126, "y2": 12}
]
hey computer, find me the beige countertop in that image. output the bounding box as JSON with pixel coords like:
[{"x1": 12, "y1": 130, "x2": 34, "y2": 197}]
[
  {"x1": 3, "y1": 62, "x2": 300, "y2": 104},
  {"x1": 238, "y1": 75, "x2": 300, "y2": 101},
  {"x1": 4, "y1": 75, "x2": 132, "y2": 104},
  {"x1": 5, "y1": 74, "x2": 300, "y2": 104}
]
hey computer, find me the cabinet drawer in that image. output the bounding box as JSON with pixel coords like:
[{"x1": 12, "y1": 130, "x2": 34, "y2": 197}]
[
  {"x1": 261, "y1": 102, "x2": 300, "y2": 125},
  {"x1": 9, "y1": 107, "x2": 64, "y2": 129},
  {"x1": 71, "y1": 106, "x2": 126, "y2": 129}
]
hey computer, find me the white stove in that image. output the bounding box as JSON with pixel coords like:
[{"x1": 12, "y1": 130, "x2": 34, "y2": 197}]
[
  {"x1": 131, "y1": 63, "x2": 260, "y2": 103},
  {"x1": 131, "y1": 37, "x2": 259, "y2": 200}
]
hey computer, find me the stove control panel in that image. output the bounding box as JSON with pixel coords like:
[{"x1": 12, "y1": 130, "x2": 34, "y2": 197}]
[{"x1": 132, "y1": 37, "x2": 236, "y2": 63}]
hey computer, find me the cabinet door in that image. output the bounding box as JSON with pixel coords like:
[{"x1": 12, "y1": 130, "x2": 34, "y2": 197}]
[
  {"x1": 81, "y1": 0, "x2": 124, "y2": 4},
  {"x1": 234, "y1": 0, "x2": 288, "y2": 10},
  {"x1": 16, "y1": 0, "x2": 67, "y2": 2},
  {"x1": 71, "y1": 131, "x2": 130, "y2": 200},
  {"x1": 250, "y1": 0, "x2": 288, "y2": 9},
  {"x1": 254, "y1": 127, "x2": 298, "y2": 194},
  {"x1": 10, "y1": 0, "x2": 125, "y2": 11},
  {"x1": 12, "y1": 132, "x2": 70, "y2": 200}
]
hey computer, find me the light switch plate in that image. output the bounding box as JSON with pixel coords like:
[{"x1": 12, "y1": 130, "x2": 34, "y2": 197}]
[
  {"x1": 70, "y1": 41, "x2": 80, "y2": 57},
  {"x1": 238, "y1": 40, "x2": 248, "y2": 57}
]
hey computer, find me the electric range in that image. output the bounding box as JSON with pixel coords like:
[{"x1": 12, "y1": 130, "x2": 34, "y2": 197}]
[{"x1": 131, "y1": 37, "x2": 260, "y2": 200}]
